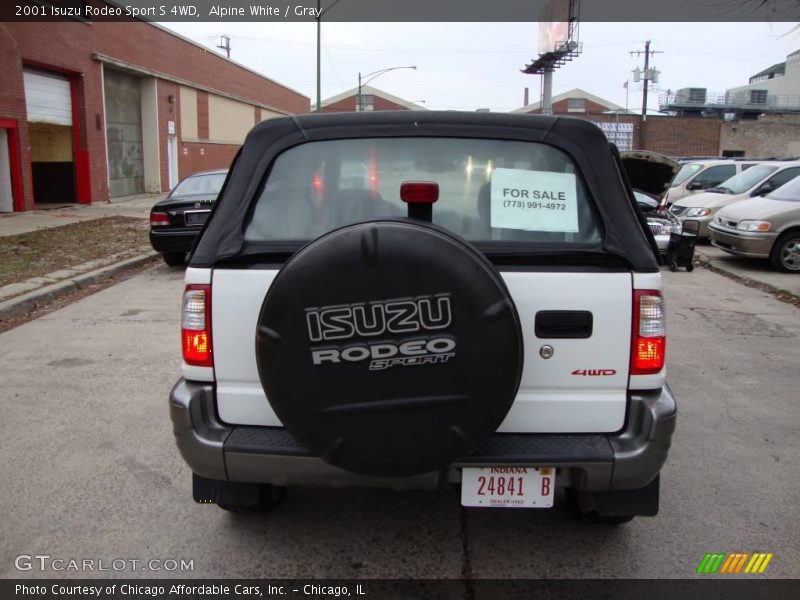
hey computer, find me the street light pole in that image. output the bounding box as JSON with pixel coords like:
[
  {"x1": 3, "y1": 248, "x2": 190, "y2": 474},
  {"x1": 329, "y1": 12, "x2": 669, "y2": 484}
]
[{"x1": 357, "y1": 65, "x2": 417, "y2": 112}]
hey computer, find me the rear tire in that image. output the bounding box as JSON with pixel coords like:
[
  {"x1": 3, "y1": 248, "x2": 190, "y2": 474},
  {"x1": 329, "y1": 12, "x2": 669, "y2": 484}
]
[
  {"x1": 686, "y1": 263, "x2": 694, "y2": 272},
  {"x1": 162, "y1": 252, "x2": 186, "y2": 267},
  {"x1": 217, "y1": 485, "x2": 285, "y2": 514},
  {"x1": 770, "y1": 232, "x2": 800, "y2": 272}
]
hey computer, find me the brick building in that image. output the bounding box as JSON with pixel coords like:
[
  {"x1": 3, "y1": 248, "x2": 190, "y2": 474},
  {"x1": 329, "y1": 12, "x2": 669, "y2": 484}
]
[
  {"x1": 0, "y1": 19, "x2": 308, "y2": 212},
  {"x1": 512, "y1": 88, "x2": 624, "y2": 116},
  {"x1": 719, "y1": 114, "x2": 800, "y2": 158},
  {"x1": 318, "y1": 86, "x2": 426, "y2": 113}
]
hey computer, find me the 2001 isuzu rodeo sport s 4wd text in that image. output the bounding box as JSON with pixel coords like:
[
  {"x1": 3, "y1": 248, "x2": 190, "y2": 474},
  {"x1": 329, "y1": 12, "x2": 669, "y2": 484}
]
[{"x1": 169, "y1": 111, "x2": 677, "y2": 524}]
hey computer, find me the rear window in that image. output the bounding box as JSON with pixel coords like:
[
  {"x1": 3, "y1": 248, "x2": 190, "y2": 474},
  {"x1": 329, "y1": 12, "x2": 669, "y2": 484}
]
[
  {"x1": 244, "y1": 138, "x2": 601, "y2": 244},
  {"x1": 172, "y1": 173, "x2": 227, "y2": 197}
]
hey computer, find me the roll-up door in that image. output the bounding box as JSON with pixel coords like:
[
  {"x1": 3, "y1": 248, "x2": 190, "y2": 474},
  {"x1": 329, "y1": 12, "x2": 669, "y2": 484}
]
[
  {"x1": 104, "y1": 70, "x2": 144, "y2": 197},
  {"x1": 24, "y1": 70, "x2": 75, "y2": 204}
]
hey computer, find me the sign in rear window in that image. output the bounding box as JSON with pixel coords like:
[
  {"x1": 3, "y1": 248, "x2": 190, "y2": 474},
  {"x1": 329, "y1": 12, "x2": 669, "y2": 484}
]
[{"x1": 490, "y1": 168, "x2": 579, "y2": 233}]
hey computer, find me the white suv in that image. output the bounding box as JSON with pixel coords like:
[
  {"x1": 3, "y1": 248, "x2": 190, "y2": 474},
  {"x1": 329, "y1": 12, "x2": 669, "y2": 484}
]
[{"x1": 169, "y1": 112, "x2": 677, "y2": 524}]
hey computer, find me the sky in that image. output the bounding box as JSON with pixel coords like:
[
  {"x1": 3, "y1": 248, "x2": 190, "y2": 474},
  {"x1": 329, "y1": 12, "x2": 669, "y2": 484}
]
[{"x1": 160, "y1": 21, "x2": 800, "y2": 113}]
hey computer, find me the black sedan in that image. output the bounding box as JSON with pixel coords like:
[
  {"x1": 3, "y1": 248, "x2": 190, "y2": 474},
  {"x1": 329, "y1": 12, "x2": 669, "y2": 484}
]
[{"x1": 149, "y1": 169, "x2": 228, "y2": 266}]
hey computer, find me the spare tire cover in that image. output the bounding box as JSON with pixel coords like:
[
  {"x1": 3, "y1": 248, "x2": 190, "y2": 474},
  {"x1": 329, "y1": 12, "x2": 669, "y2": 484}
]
[{"x1": 256, "y1": 219, "x2": 523, "y2": 476}]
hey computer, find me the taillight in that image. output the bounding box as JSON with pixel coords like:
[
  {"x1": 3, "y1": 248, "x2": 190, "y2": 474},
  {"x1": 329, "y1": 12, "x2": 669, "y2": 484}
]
[
  {"x1": 150, "y1": 212, "x2": 170, "y2": 227},
  {"x1": 631, "y1": 289, "x2": 665, "y2": 375},
  {"x1": 182, "y1": 284, "x2": 212, "y2": 367}
]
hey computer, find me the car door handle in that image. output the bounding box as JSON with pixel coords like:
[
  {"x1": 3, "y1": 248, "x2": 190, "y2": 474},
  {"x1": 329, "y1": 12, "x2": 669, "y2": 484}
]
[{"x1": 535, "y1": 311, "x2": 593, "y2": 339}]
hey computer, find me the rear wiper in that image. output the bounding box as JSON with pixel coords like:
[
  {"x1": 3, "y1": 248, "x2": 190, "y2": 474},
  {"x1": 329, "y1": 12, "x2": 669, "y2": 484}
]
[{"x1": 707, "y1": 186, "x2": 733, "y2": 194}]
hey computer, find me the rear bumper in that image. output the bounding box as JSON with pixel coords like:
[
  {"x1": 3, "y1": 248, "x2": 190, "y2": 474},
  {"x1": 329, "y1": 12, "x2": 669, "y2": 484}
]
[
  {"x1": 149, "y1": 229, "x2": 199, "y2": 254},
  {"x1": 708, "y1": 223, "x2": 776, "y2": 258},
  {"x1": 169, "y1": 380, "x2": 676, "y2": 492}
]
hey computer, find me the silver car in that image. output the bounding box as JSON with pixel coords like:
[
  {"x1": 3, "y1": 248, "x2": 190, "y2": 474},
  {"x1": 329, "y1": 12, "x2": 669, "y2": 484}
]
[
  {"x1": 635, "y1": 190, "x2": 681, "y2": 252},
  {"x1": 709, "y1": 175, "x2": 800, "y2": 272}
]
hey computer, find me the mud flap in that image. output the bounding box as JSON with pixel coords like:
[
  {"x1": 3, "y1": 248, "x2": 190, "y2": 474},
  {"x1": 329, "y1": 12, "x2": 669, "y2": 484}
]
[
  {"x1": 572, "y1": 475, "x2": 660, "y2": 518},
  {"x1": 193, "y1": 473, "x2": 261, "y2": 506}
]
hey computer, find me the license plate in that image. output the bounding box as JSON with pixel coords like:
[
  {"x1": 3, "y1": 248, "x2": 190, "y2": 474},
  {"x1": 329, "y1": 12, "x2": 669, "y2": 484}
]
[
  {"x1": 185, "y1": 211, "x2": 209, "y2": 226},
  {"x1": 461, "y1": 467, "x2": 554, "y2": 508}
]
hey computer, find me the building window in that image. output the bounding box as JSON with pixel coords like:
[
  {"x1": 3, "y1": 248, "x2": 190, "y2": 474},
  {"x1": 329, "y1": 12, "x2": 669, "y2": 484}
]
[
  {"x1": 357, "y1": 94, "x2": 374, "y2": 112},
  {"x1": 750, "y1": 90, "x2": 768, "y2": 104},
  {"x1": 567, "y1": 97, "x2": 586, "y2": 113}
]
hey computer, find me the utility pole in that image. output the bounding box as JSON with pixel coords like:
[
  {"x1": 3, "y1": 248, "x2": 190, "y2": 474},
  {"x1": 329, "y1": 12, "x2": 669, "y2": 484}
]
[
  {"x1": 630, "y1": 41, "x2": 663, "y2": 149},
  {"x1": 217, "y1": 35, "x2": 231, "y2": 59}
]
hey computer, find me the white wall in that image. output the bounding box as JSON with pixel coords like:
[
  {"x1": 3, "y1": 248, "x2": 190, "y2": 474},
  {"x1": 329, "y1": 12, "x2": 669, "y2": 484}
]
[{"x1": 208, "y1": 94, "x2": 254, "y2": 144}]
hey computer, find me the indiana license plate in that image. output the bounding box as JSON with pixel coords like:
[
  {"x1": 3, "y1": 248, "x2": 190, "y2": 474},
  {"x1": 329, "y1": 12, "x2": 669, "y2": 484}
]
[{"x1": 461, "y1": 467, "x2": 554, "y2": 508}]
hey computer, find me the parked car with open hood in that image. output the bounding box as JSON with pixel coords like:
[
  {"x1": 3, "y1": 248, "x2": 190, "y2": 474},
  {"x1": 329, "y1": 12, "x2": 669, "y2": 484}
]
[
  {"x1": 709, "y1": 175, "x2": 800, "y2": 272},
  {"x1": 669, "y1": 161, "x2": 800, "y2": 238},
  {"x1": 619, "y1": 151, "x2": 682, "y2": 255},
  {"x1": 149, "y1": 169, "x2": 228, "y2": 266}
]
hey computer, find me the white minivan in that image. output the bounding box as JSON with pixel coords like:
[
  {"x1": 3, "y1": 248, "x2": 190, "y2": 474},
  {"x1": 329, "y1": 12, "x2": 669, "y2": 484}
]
[
  {"x1": 665, "y1": 159, "x2": 761, "y2": 206},
  {"x1": 669, "y1": 161, "x2": 800, "y2": 237}
]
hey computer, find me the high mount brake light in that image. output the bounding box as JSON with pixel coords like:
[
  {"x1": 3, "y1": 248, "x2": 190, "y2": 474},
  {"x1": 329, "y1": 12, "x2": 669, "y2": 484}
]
[
  {"x1": 400, "y1": 181, "x2": 439, "y2": 204},
  {"x1": 401, "y1": 181, "x2": 439, "y2": 222},
  {"x1": 631, "y1": 290, "x2": 666, "y2": 375},
  {"x1": 182, "y1": 284, "x2": 213, "y2": 367}
]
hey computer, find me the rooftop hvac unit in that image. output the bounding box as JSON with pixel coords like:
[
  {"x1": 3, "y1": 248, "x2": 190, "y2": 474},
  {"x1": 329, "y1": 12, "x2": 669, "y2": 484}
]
[{"x1": 675, "y1": 88, "x2": 707, "y2": 104}]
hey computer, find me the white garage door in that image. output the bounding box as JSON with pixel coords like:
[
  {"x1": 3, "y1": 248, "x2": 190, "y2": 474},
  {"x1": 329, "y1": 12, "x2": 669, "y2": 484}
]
[{"x1": 24, "y1": 70, "x2": 72, "y2": 126}]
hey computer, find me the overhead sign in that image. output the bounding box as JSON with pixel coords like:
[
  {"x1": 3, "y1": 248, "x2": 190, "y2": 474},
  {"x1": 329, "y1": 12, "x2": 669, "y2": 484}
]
[
  {"x1": 538, "y1": 0, "x2": 572, "y2": 54},
  {"x1": 490, "y1": 168, "x2": 579, "y2": 233}
]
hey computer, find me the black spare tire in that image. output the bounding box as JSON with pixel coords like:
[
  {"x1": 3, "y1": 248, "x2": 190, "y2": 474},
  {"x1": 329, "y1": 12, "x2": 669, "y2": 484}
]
[{"x1": 256, "y1": 219, "x2": 523, "y2": 476}]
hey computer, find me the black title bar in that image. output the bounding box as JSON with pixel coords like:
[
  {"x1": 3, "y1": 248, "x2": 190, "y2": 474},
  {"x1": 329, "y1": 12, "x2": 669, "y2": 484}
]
[{"x1": 4, "y1": 0, "x2": 800, "y2": 22}]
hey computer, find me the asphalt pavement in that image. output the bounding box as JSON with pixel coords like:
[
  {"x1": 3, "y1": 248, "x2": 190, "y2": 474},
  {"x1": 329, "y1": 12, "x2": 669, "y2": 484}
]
[
  {"x1": 0, "y1": 263, "x2": 797, "y2": 581},
  {"x1": 694, "y1": 243, "x2": 800, "y2": 296}
]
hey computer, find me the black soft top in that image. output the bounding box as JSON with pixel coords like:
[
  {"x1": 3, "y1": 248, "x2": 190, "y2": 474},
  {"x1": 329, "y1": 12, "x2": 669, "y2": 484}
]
[{"x1": 191, "y1": 111, "x2": 658, "y2": 271}]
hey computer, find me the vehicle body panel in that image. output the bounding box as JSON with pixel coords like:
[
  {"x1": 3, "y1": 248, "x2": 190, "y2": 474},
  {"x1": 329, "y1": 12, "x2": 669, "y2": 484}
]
[{"x1": 211, "y1": 268, "x2": 637, "y2": 433}]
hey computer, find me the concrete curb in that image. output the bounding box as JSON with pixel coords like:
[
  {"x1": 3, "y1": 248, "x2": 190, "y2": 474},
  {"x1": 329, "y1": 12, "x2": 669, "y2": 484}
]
[
  {"x1": 694, "y1": 252, "x2": 800, "y2": 307},
  {"x1": 0, "y1": 252, "x2": 159, "y2": 321}
]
